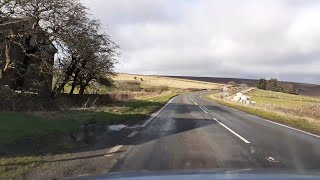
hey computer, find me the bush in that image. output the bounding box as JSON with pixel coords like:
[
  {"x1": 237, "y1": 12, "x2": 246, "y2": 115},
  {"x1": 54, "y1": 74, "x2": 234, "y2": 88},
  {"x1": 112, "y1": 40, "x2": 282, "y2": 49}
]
[
  {"x1": 257, "y1": 78, "x2": 298, "y2": 95},
  {"x1": 97, "y1": 77, "x2": 114, "y2": 87},
  {"x1": 158, "y1": 85, "x2": 169, "y2": 93},
  {"x1": 267, "y1": 78, "x2": 281, "y2": 92},
  {"x1": 144, "y1": 86, "x2": 157, "y2": 93},
  {"x1": 117, "y1": 81, "x2": 141, "y2": 91},
  {"x1": 282, "y1": 83, "x2": 297, "y2": 94},
  {"x1": 125, "y1": 81, "x2": 141, "y2": 86},
  {"x1": 256, "y1": 78, "x2": 267, "y2": 90},
  {"x1": 143, "y1": 86, "x2": 169, "y2": 93}
]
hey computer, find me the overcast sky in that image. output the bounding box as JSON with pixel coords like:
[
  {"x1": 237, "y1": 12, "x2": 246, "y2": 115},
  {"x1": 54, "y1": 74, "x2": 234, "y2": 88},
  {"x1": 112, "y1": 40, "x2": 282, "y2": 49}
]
[{"x1": 81, "y1": 0, "x2": 320, "y2": 84}]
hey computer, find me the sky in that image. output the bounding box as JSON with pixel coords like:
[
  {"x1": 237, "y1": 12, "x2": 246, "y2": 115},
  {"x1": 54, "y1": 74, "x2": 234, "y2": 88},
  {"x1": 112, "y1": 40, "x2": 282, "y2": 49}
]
[{"x1": 81, "y1": 0, "x2": 320, "y2": 84}]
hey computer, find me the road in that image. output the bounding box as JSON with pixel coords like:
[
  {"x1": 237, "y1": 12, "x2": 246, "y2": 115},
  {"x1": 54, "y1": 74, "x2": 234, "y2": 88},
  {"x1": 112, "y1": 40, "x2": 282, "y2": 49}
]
[{"x1": 110, "y1": 91, "x2": 320, "y2": 172}]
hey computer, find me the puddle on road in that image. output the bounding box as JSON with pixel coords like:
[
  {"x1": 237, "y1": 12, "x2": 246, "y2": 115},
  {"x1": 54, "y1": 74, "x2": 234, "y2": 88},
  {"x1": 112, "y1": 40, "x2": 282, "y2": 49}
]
[{"x1": 108, "y1": 124, "x2": 127, "y2": 131}]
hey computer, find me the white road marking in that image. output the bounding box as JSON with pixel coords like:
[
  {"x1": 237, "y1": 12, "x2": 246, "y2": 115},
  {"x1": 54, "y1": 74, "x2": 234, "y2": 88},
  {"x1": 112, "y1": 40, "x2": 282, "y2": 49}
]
[
  {"x1": 226, "y1": 168, "x2": 252, "y2": 173},
  {"x1": 189, "y1": 95, "x2": 194, "y2": 102},
  {"x1": 200, "y1": 95, "x2": 320, "y2": 139},
  {"x1": 199, "y1": 106, "x2": 208, "y2": 114},
  {"x1": 125, "y1": 125, "x2": 140, "y2": 129},
  {"x1": 194, "y1": 102, "x2": 198, "y2": 105},
  {"x1": 141, "y1": 97, "x2": 175, "y2": 128},
  {"x1": 127, "y1": 131, "x2": 139, "y2": 138},
  {"x1": 213, "y1": 118, "x2": 250, "y2": 144},
  {"x1": 105, "y1": 145, "x2": 123, "y2": 157}
]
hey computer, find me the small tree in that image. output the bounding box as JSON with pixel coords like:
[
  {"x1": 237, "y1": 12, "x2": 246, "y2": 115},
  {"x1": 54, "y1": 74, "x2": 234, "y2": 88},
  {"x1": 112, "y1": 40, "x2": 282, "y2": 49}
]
[
  {"x1": 140, "y1": 78, "x2": 143, "y2": 81},
  {"x1": 282, "y1": 83, "x2": 296, "y2": 94},
  {"x1": 267, "y1": 78, "x2": 281, "y2": 92},
  {"x1": 256, "y1": 78, "x2": 267, "y2": 90}
]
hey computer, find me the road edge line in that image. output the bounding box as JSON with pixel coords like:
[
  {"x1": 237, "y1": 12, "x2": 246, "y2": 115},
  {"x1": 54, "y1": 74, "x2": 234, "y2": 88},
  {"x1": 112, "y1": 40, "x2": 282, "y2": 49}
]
[
  {"x1": 127, "y1": 131, "x2": 139, "y2": 138},
  {"x1": 105, "y1": 145, "x2": 123, "y2": 157}
]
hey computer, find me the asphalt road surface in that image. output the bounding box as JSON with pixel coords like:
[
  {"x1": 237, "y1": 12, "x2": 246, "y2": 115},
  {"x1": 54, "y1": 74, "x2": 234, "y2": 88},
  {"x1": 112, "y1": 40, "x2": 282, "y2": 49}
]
[{"x1": 110, "y1": 92, "x2": 320, "y2": 173}]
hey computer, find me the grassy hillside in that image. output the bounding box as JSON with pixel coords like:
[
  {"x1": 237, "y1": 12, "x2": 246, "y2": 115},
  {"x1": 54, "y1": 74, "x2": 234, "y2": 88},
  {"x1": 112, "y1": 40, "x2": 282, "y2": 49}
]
[
  {"x1": 114, "y1": 73, "x2": 223, "y2": 90},
  {"x1": 61, "y1": 74, "x2": 223, "y2": 94}
]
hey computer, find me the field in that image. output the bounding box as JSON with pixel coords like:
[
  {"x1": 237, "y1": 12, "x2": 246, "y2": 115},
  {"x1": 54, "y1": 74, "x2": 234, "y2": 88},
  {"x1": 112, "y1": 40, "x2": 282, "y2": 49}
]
[
  {"x1": 114, "y1": 73, "x2": 223, "y2": 90},
  {"x1": 249, "y1": 90, "x2": 320, "y2": 121},
  {"x1": 61, "y1": 74, "x2": 223, "y2": 95},
  {"x1": 205, "y1": 89, "x2": 320, "y2": 135}
]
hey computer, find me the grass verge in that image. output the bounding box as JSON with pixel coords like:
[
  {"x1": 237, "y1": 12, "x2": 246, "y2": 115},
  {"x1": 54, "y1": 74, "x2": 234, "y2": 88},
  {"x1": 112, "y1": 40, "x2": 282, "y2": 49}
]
[
  {"x1": 0, "y1": 92, "x2": 178, "y2": 180},
  {"x1": 203, "y1": 94, "x2": 320, "y2": 136}
]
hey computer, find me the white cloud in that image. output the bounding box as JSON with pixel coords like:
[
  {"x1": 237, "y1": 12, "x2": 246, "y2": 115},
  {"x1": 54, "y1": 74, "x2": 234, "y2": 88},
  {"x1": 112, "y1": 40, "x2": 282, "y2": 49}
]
[{"x1": 81, "y1": 0, "x2": 320, "y2": 84}]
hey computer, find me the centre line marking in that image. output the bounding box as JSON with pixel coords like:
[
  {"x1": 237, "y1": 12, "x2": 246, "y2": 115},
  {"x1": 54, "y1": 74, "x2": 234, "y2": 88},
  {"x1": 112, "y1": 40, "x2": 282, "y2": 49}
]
[
  {"x1": 194, "y1": 102, "x2": 198, "y2": 105},
  {"x1": 105, "y1": 145, "x2": 123, "y2": 157},
  {"x1": 213, "y1": 118, "x2": 250, "y2": 144},
  {"x1": 199, "y1": 106, "x2": 208, "y2": 114},
  {"x1": 127, "y1": 131, "x2": 139, "y2": 138}
]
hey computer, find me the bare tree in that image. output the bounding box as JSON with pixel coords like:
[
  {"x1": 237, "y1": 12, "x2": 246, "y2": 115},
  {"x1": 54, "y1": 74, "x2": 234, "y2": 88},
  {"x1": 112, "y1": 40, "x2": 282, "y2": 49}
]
[
  {"x1": 0, "y1": 0, "x2": 87, "y2": 92},
  {"x1": 1, "y1": 0, "x2": 118, "y2": 96},
  {"x1": 52, "y1": 16, "x2": 118, "y2": 96}
]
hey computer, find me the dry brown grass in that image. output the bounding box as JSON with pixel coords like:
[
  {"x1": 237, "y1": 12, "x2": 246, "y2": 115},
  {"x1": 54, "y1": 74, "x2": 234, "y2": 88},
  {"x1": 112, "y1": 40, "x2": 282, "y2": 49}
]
[
  {"x1": 212, "y1": 88, "x2": 320, "y2": 121},
  {"x1": 248, "y1": 89, "x2": 320, "y2": 122},
  {"x1": 114, "y1": 73, "x2": 223, "y2": 90}
]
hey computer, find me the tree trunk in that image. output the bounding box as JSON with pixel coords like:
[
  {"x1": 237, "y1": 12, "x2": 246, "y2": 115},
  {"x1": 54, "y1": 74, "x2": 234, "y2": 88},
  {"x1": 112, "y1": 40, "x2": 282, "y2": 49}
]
[
  {"x1": 79, "y1": 85, "x2": 85, "y2": 95},
  {"x1": 69, "y1": 68, "x2": 81, "y2": 95},
  {"x1": 69, "y1": 82, "x2": 76, "y2": 95},
  {"x1": 1, "y1": 42, "x2": 11, "y2": 79},
  {"x1": 79, "y1": 81, "x2": 89, "y2": 95},
  {"x1": 51, "y1": 58, "x2": 77, "y2": 97}
]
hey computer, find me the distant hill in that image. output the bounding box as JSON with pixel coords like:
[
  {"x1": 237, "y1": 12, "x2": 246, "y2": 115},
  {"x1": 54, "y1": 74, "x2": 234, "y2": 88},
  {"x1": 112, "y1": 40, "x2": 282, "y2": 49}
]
[
  {"x1": 114, "y1": 73, "x2": 223, "y2": 90},
  {"x1": 164, "y1": 76, "x2": 320, "y2": 97}
]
